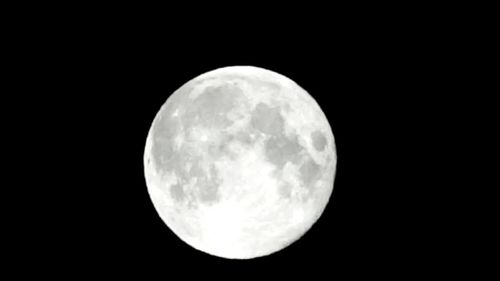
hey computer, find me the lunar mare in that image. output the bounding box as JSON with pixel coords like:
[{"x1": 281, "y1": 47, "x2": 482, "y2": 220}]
[{"x1": 144, "y1": 66, "x2": 337, "y2": 259}]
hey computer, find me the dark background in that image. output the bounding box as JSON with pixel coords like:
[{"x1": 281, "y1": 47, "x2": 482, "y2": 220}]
[
  {"x1": 12, "y1": 9, "x2": 471, "y2": 278},
  {"x1": 66, "y1": 36, "x2": 431, "y2": 275}
]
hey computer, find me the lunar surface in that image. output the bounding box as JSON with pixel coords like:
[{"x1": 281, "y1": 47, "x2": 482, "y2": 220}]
[{"x1": 144, "y1": 66, "x2": 337, "y2": 259}]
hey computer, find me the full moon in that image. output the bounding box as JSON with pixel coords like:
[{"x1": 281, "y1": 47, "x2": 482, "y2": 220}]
[{"x1": 144, "y1": 66, "x2": 337, "y2": 259}]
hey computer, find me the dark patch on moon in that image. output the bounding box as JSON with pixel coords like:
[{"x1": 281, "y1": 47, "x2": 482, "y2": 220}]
[
  {"x1": 250, "y1": 102, "x2": 305, "y2": 170},
  {"x1": 197, "y1": 164, "x2": 222, "y2": 204},
  {"x1": 265, "y1": 134, "x2": 303, "y2": 169},
  {"x1": 299, "y1": 158, "x2": 321, "y2": 187},
  {"x1": 250, "y1": 103, "x2": 285, "y2": 136},
  {"x1": 182, "y1": 84, "x2": 244, "y2": 130},
  {"x1": 150, "y1": 82, "x2": 247, "y2": 206},
  {"x1": 278, "y1": 181, "x2": 292, "y2": 198},
  {"x1": 151, "y1": 79, "x2": 326, "y2": 210},
  {"x1": 248, "y1": 101, "x2": 324, "y2": 193},
  {"x1": 207, "y1": 134, "x2": 239, "y2": 159},
  {"x1": 170, "y1": 182, "x2": 185, "y2": 201},
  {"x1": 163, "y1": 159, "x2": 223, "y2": 206},
  {"x1": 311, "y1": 130, "x2": 327, "y2": 151},
  {"x1": 151, "y1": 112, "x2": 181, "y2": 173},
  {"x1": 151, "y1": 124, "x2": 221, "y2": 205},
  {"x1": 233, "y1": 128, "x2": 257, "y2": 146},
  {"x1": 150, "y1": 83, "x2": 197, "y2": 176}
]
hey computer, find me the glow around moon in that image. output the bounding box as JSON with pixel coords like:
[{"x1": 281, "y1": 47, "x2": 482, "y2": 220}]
[{"x1": 144, "y1": 66, "x2": 337, "y2": 259}]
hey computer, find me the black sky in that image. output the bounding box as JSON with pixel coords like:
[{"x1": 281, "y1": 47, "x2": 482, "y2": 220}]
[{"x1": 13, "y1": 13, "x2": 460, "y2": 277}]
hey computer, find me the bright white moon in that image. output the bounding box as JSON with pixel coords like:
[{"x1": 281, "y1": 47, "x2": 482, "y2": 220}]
[{"x1": 144, "y1": 66, "x2": 337, "y2": 259}]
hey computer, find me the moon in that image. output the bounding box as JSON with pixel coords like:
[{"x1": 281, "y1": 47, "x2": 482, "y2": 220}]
[{"x1": 144, "y1": 66, "x2": 337, "y2": 259}]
